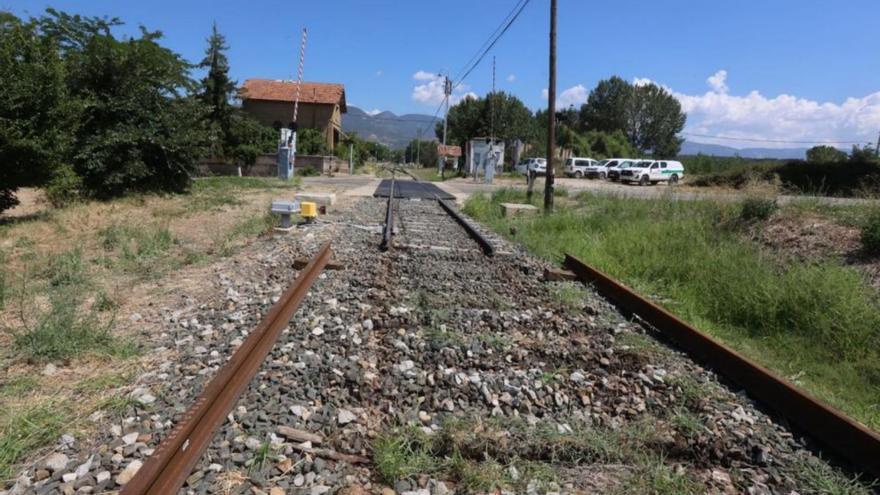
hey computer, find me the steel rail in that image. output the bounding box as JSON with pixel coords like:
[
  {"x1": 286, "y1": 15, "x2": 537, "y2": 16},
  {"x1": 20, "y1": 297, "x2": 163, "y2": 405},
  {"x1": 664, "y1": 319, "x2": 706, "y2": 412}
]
[
  {"x1": 380, "y1": 177, "x2": 395, "y2": 251},
  {"x1": 437, "y1": 197, "x2": 495, "y2": 257},
  {"x1": 563, "y1": 253, "x2": 880, "y2": 479},
  {"x1": 121, "y1": 243, "x2": 333, "y2": 495}
]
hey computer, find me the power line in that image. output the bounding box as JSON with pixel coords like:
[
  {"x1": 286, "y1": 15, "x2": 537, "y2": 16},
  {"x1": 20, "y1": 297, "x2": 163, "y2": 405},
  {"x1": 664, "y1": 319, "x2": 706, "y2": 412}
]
[
  {"x1": 680, "y1": 132, "x2": 866, "y2": 146},
  {"x1": 453, "y1": 0, "x2": 532, "y2": 90},
  {"x1": 451, "y1": 0, "x2": 529, "y2": 84}
]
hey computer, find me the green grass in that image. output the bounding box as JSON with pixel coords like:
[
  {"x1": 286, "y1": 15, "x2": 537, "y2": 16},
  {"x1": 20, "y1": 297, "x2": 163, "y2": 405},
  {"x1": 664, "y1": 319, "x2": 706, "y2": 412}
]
[
  {"x1": 0, "y1": 402, "x2": 71, "y2": 480},
  {"x1": 464, "y1": 189, "x2": 880, "y2": 431},
  {"x1": 191, "y1": 176, "x2": 301, "y2": 192},
  {"x1": 0, "y1": 376, "x2": 39, "y2": 398},
  {"x1": 0, "y1": 250, "x2": 7, "y2": 310},
  {"x1": 98, "y1": 223, "x2": 176, "y2": 275},
  {"x1": 45, "y1": 248, "x2": 88, "y2": 288},
  {"x1": 12, "y1": 286, "x2": 118, "y2": 362},
  {"x1": 212, "y1": 211, "x2": 278, "y2": 257}
]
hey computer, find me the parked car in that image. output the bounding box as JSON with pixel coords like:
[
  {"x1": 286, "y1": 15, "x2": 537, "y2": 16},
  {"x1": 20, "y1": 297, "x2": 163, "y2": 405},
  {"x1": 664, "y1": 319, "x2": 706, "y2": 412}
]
[
  {"x1": 515, "y1": 158, "x2": 547, "y2": 176},
  {"x1": 620, "y1": 160, "x2": 685, "y2": 185},
  {"x1": 584, "y1": 159, "x2": 613, "y2": 179},
  {"x1": 564, "y1": 157, "x2": 598, "y2": 178},
  {"x1": 605, "y1": 158, "x2": 637, "y2": 181}
]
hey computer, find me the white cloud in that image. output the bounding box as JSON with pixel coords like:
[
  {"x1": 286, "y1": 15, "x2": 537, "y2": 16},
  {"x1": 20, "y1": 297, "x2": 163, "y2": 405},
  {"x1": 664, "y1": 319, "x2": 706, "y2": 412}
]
[
  {"x1": 366, "y1": 109, "x2": 382, "y2": 116},
  {"x1": 411, "y1": 71, "x2": 473, "y2": 106},
  {"x1": 541, "y1": 85, "x2": 589, "y2": 108},
  {"x1": 506, "y1": 74, "x2": 516, "y2": 82},
  {"x1": 636, "y1": 70, "x2": 880, "y2": 148},
  {"x1": 706, "y1": 70, "x2": 728, "y2": 94}
]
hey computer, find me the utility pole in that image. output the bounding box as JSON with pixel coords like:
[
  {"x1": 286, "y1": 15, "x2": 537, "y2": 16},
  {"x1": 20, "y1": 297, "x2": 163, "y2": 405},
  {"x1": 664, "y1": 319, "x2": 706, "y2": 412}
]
[
  {"x1": 543, "y1": 0, "x2": 557, "y2": 212},
  {"x1": 440, "y1": 75, "x2": 452, "y2": 178},
  {"x1": 491, "y1": 56, "x2": 496, "y2": 146},
  {"x1": 876, "y1": 130, "x2": 880, "y2": 157},
  {"x1": 416, "y1": 128, "x2": 422, "y2": 166}
]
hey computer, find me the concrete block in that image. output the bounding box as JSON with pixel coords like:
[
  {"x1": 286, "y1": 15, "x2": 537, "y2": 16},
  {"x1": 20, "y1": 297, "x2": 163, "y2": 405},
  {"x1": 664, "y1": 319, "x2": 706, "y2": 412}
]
[
  {"x1": 500, "y1": 203, "x2": 539, "y2": 218},
  {"x1": 295, "y1": 193, "x2": 336, "y2": 206}
]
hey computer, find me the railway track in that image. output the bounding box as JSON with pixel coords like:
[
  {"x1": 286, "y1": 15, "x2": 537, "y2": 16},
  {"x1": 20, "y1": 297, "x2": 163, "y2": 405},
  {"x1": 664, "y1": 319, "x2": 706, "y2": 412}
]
[
  {"x1": 377, "y1": 171, "x2": 497, "y2": 256},
  {"x1": 16, "y1": 183, "x2": 877, "y2": 494}
]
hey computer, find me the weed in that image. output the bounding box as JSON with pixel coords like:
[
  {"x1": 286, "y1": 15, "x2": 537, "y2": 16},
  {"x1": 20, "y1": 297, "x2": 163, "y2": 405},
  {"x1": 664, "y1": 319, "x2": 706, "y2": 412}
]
[
  {"x1": 550, "y1": 281, "x2": 589, "y2": 310},
  {"x1": 670, "y1": 408, "x2": 705, "y2": 438},
  {"x1": 614, "y1": 454, "x2": 705, "y2": 495},
  {"x1": 0, "y1": 402, "x2": 71, "y2": 479},
  {"x1": 97, "y1": 394, "x2": 138, "y2": 417},
  {"x1": 46, "y1": 248, "x2": 88, "y2": 288},
  {"x1": 860, "y1": 209, "x2": 880, "y2": 256},
  {"x1": 75, "y1": 371, "x2": 132, "y2": 394},
  {"x1": 785, "y1": 453, "x2": 876, "y2": 495},
  {"x1": 99, "y1": 223, "x2": 176, "y2": 276},
  {"x1": 213, "y1": 212, "x2": 277, "y2": 257},
  {"x1": 739, "y1": 196, "x2": 778, "y2": 222},
  {"x1": 94, "y1": 290, "x2": 119, "y2": 311},
  {"x1": 12, "y1": 286, "x2": 116, "y2": 362},
  {"x1": 0, "y1": 375, "x2": 39, "y2": 398},
  {"x1": 373, "y1": 427, "x2": 439, "y2": 482},
  {"x1": 0, "y1": 250, "x2": 7, "y2": 310},
  {"x1": 247, "y1": 439, "x2": 275, "y2": 471}
]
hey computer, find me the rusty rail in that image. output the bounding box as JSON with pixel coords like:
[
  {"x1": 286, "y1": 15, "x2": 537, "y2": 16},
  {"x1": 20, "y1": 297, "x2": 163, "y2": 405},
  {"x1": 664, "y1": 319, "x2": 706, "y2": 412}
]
[
  {"x1": 380, "y1": 178, "x2": 395, "y2": 251},
  {"x1": 121, "y1": 243, "x2": 333, "y2": 495},
  {"x1": 563, "y1": 253, "x2": 880, "y2": 479},
  {"x1": 437, "y1": 198, "x2": 495, "y2": 257}
]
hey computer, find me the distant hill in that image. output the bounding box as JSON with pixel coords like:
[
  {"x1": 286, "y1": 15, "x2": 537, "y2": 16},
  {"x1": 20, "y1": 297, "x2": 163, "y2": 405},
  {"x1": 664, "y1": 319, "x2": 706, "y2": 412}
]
[
  {"x1": 342, "y1": 106, "x2": 437, "y2": 149},
  {"x1": 343, "y1": 108, "x2": 817, "y2": 159},
  {"x1": 680, "y1": 141, "x2": 809, "y2": 160}
]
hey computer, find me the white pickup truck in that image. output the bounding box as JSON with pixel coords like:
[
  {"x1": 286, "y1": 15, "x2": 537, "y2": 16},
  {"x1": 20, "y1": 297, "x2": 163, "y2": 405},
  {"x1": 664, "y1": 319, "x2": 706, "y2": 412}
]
[{"x1": 620, "y1": 160, "x2": 685, "y2": 185}]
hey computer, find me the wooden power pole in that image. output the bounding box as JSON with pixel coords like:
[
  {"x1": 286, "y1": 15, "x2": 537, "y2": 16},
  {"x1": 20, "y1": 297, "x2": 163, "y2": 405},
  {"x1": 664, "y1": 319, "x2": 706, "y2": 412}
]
[{"x1": 543, "y1": 0, "x2": 557, "y2": 211}]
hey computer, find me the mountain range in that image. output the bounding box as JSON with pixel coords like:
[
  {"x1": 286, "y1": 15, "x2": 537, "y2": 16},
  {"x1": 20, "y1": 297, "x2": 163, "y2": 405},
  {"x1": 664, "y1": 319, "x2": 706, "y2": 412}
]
[
  {"x1": 343, "y1": 106, "x2": 809, "y2": 159},
  {"x1": 342, "y1": 106, "x2": 438, "y2": 149}
]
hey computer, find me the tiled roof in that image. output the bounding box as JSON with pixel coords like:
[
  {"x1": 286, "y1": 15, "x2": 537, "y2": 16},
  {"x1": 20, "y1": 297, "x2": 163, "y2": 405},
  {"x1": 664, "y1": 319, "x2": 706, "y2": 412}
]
[{"x1": 240, "y1": 79, "x2": 346, "y2": 111}]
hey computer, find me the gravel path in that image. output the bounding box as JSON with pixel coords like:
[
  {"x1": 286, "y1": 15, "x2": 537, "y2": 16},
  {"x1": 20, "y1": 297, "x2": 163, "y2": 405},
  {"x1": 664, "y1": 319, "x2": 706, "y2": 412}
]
[{"x1": 5, "y1": 196, "x2": 872, "y2": 495}]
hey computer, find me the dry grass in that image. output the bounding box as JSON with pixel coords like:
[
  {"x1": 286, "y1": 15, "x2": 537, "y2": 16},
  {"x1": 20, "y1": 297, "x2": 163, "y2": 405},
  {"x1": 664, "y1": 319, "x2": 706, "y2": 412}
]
[{"x1": 0, "y1": 177, "x2": 299, "y2": 479}]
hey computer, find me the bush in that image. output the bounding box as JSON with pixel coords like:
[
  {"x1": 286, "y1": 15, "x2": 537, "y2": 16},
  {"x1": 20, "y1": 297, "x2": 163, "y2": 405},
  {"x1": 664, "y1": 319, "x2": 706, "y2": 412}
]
[
  {"x1": 861, "y1": 210, "x2": 880, "y2": 256},
  {"x1": 44, "y1": 165, "x2": 82, "y2": 208},
  {"x1": 739, "y1": 197, "x2": 778, "y2": 222}
]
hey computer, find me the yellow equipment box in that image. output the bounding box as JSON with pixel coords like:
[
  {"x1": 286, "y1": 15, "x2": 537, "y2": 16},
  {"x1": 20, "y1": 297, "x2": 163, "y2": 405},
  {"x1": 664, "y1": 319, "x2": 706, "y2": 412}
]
[{"x1": 300, "y1": 201, "x2": 317, "y2": 219}]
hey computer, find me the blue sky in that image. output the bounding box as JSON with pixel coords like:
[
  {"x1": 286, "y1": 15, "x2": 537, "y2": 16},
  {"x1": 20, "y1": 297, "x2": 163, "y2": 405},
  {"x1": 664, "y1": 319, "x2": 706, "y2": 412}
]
[{"x1": 8, "y1": 0, "x2": 880, "y2": 148}]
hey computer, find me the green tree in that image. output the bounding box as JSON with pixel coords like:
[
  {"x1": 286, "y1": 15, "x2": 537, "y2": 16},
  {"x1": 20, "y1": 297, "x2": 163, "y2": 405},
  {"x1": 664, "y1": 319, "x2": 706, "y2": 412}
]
[
  {"x1": 199, "y1": 22, "x2": 235, "y2": 153},
  {"x1": 625, "y1": 83, "x2": 686, "y2": 157},
  {"x1": 438, "y1": 92, "x2": 536, "y2": 148},
  {"x1": 297, "y1": 128, "x2": 328, "y2": 155},
  {"x1": 0, "y1": 12, "x2": 73, "y2": 213},
  {"x1": 197, "y1": 22, "x2": 274, "y2": 168},
  {"x1": 580, "y1": 77, "x2": 686, "y2": 157},
  {"x1": 41, "y1": 9, "x2": 207, "y2": 198},
  {"x1": 806, "y1": 145, "x2": 847, "y2": 163},
  {"x1": 579, "y1": 76, "x2": 632, "y2": 133},
  {"x1": 404, "y1": 139, "x2": 439, "y2": 167}
]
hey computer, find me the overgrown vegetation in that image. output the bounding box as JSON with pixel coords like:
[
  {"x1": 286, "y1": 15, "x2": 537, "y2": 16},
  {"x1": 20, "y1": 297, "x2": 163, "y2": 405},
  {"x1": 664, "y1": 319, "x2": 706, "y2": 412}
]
[
  {"x1": 861, "y1": 209, "x2": 880, "y2": 256},
  {"x1": 0, "y1": 402, "x2": 71, "y2": 479},
  {"x1": 464, "y1": 189, "x2": 880, "y2": 430},
  {"x1": 685, "y1": 147, "x2": 880, "y2": 197},
  {"x1": 739, "y1": 196, "x2": 778, "y2": 222},
  {"x1": 373, "y1": 417, "x2": 707, "y2": 494},
  {"x1": 0, "y1": 9, "x2": 276, "y2": 214}
]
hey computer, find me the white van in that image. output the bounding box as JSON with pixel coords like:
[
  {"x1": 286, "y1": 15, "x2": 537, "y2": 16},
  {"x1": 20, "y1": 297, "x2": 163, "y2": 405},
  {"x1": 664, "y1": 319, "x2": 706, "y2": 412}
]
[
  {"x1": 620, "y1": 160, "x2": 685, "y2": 185},
  {"x1": 564, "y1": 157, "x2": 598, "y2": 178}
]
